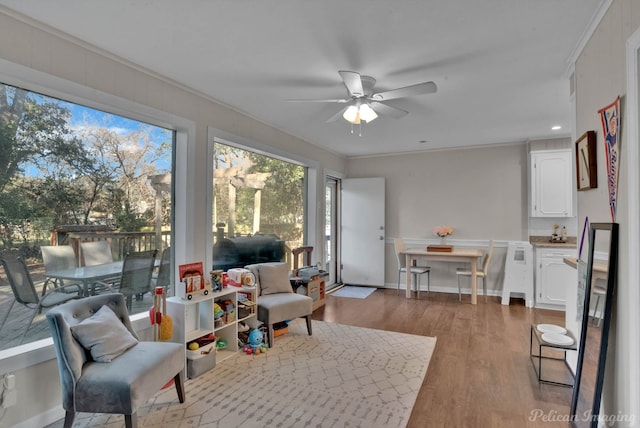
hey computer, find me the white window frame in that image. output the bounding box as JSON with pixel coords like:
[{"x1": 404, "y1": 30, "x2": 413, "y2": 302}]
[
  {"x1": 207, "y1": 127, "x2": 319, "y2": 268},
  {"x1": 0, "y1": 59, "x2": 195, "y2": 371}
]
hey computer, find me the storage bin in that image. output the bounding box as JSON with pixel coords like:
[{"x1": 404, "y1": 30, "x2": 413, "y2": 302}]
[
  {"x1": 238, "y1": 307, "x2": 251, "y2": 319},
  {"x1": 186, "y1": 342, "x2": 215, "y2": 359},
  {"x1": 187, "y1": 351, "x2": 216, "y2": 378}
]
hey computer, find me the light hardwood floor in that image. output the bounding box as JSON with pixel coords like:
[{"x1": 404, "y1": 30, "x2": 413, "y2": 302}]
[{"x1": 313, "y1": 288, "x2": 574, "y2": 427}]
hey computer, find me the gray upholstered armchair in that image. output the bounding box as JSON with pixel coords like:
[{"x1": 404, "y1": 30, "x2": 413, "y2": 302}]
[
  {"x1": 245, "y1": 262, "x2": 313, "y2": 346},
  {"x1": 46, "y1": 293, "x2": 185, "y2": 428}
]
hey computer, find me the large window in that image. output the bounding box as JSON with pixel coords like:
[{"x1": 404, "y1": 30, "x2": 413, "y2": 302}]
[
  {"x1": 0, "y1": 82, "x2": 174, "y2": 351},
  {"x1": 212, "y1": 142, "x2": 305, "y2": 271}
]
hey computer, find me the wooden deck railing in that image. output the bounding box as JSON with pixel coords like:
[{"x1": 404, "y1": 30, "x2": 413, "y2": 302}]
[
  {"x1": 65, "y1": 231, "x2": 171, "y2": 264},
  {"x1": 60, "y1": 230, "x2": 300, "y2": 268}
]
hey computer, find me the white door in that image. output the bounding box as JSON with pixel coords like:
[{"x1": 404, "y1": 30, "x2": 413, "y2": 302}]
[{"x1": 341, "y1": 177, "x2": 385, "y2": 286}]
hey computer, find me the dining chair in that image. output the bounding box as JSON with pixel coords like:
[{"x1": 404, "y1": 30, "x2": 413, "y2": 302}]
[
  {"x1": 80, "y1": 240, "x2": 113, "y2": 266},
  {"x1": 118, "y1": 250, "x2": 158, "y2": 311},
  {"x1": 41, "y1": 245, "x2": 80, "y2": 295},
  {"x1": 456, "y1": 240, "x2": 494, "y2": 301},
  {"x1": 152, "y1": 246, "x2": 171, "y2": 293},
  {"x1": 79, "y1": 240, "x2": 123, "y2": 294},
  {"x1": 292, "y1": 246, "x2": 314, "y2": 271},
  {"x1": 0, "y1": 255, "x2": 82, "y2": 344},
  {"x1": 393, "y1": 238, "x2": 431, "y2": 297}
]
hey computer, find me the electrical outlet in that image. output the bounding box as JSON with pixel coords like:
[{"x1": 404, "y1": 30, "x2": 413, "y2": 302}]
[
  {"x1": 5, "y1": 374, "x2": 15, "y2": 390},
  {"x1": 1, "y1": 389, "x2": 17, "y2": 408}
]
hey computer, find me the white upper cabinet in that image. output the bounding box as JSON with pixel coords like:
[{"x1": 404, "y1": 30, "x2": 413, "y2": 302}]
[{"x1": 530, "y1": 150, "x2": 573, "y2": 217}]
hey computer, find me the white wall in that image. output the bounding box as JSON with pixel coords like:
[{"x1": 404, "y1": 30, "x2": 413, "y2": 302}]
[
  {"x1": 347, "y1": 143, "x2": 530, "y2": 240},
  {"x1": 572, "y1": 0, "x2": 640, "y2": 422},
  {"x1": 346, "y1": 143, "x2": 532, "y2": 293}
]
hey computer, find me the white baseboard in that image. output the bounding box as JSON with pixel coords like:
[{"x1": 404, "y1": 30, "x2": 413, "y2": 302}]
[
  {"x1": 383, "y1": 283, "x2": 501, "y2": 297},
  {"x1": 13, "y1": 404, "x2": 64, "y2": 428}
]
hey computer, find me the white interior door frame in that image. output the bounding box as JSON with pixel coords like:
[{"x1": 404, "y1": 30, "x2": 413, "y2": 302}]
[
  {"x1": 324, "y1": 168, "x2": 345, "y2": 286},
  {"x1": 625, "y1": 27, "x2": 640, "y2": 423}
]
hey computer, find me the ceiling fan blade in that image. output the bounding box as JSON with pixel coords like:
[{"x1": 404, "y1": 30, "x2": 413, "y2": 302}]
[
  {"x1": 338, "y1": 70, "x2": 364, "y2": 98},
  {"x1": 370, "y1": 101, "x2": 409, "y2": 119},
  {"x1": 286, "y1": 98, "x2": 350, "y2": 103},
  {"x1": 326, "y1": 104, "x2": 351, "y2": 123},
  {"x1": 372, "y1": 81, "x2": 437, "y2": 101}
]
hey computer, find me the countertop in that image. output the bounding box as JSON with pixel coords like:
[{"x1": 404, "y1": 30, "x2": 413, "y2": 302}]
[{"x1": 529, "y1": 235, "x2": 577, "y2": 249}]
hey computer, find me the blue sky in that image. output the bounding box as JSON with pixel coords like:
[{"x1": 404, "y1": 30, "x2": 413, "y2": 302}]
[{"x1": 26, "y1": 91, "x2": 173, "y2": 173}]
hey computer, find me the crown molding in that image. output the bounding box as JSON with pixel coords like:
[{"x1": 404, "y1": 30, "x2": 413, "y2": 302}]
[{"x1": 565, "y1": 0, "x2": 614, "y2": 75}]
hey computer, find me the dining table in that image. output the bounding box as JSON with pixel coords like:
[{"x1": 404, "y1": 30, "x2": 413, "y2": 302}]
[
  {"x1": 403, "y1": 246, "x2": 485, "y2": 304},
  {"x1": 46, "y1": 261, "x2": 123, "y2": 296}
]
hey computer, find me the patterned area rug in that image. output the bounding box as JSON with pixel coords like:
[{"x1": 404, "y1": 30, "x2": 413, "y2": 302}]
[
  {"x1": 51, "y1": 319, "x2": 437, "y2": 428},
  {"x1": 330, "y1": 286, "x2": 377, "y2": 299}
]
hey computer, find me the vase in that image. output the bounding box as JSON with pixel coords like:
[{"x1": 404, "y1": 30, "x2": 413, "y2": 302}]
[{"x1": 440, "y1": 236, "x2": 448, "y2": 245}]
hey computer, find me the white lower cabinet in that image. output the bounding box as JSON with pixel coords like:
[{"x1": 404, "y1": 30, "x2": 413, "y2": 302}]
[{"x1": 535, "y1": 248, "x2": 576, "y2": 309}]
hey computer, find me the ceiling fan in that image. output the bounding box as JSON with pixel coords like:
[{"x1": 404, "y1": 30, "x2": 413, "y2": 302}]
[{"x1": 287, "y1": 70, "x2": 437, "y2": 125}]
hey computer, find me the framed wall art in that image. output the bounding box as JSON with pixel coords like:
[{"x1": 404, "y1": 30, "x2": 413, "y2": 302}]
[{"x1": 576, "y1": 130, "x2": 597, "y2": 191}]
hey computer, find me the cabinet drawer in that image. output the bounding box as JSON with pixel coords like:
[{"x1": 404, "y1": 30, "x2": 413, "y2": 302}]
[{"x1": 537, "y1": 249, "x2": 575, "y2": 259}]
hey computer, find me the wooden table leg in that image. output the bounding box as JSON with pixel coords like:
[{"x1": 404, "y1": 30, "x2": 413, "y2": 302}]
[
  {"x1": 405, "y1": 253, "x2": 412, "y2": 298},
  {"x1": 470, "y1": 258, "x2": 478, "y2": 304}
]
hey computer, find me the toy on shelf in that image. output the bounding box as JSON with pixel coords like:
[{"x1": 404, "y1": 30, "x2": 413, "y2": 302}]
[
  {"x1": 210, "y1": 269, "x2": 223, "y2": 292},
  {"x1": 186, "y1": 333, "x2": 216, "y2": 358},
  {"x1": 178, "y1": 261, "x2": 212, "y2": 300},
  {"x1": 220, "y1": 299, "x2": 235, "y2": 322},
  {"x1": 213, "y1": 303, "x2": 225, "y2": 320},
  {"x1": 226, "y1": 268, "x2": 256, "y2": 287}
]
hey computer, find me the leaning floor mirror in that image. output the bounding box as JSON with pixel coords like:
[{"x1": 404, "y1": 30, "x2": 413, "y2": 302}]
[{"x1": 570, "y1": 222, "x2": 618, "y2": 428}]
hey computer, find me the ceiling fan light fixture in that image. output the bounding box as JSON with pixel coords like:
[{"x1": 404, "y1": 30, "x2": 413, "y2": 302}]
[
  {"x1": 359, "y1": 103, "x2": 378, "y2": 123},
  {"x1": 343, "y1": 103, "x2": 376, "y2": 124},
  {"x1": 343, "y1": 105, "x2": 360, "y2": 123}
]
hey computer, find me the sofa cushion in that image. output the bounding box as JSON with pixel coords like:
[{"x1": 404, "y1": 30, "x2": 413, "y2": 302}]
[
  {"x1": 70, "y1": 304, "x2": 138, "y2": 362},
  {"x1": 258, "y1": 263, "x2": 293, "y2": 295}
]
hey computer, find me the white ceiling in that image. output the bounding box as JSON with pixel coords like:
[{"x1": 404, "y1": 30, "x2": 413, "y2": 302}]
[{"x1": 1, "y1": 0, "x2": 604, "y2": 157}]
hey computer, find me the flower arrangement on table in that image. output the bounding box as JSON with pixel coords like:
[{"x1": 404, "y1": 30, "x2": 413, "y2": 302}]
[{"x1": 433, "y1": 226, "x2": 454, "y2": 238}]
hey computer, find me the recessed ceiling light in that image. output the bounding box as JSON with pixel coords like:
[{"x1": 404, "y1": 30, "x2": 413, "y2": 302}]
[
  {"x1": 551, "y1": 125, "x2": 562, "y2": 131},
  {"x1": 419, "y1": 140, "x2": 428, "y2": 144}
]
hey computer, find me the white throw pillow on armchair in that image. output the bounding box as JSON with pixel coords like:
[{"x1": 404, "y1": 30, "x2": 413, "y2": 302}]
[
  {"x1": 70, "y1": 304, "x2": 138, "y2": 362},
  {"x1": 258, "y1": 263, "x2": 293, "y2": 295}
]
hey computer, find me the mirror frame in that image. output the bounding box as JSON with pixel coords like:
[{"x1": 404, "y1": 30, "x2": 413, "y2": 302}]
[{"x1": 570, "y1": 222, "x2": 619, "y2": 427}]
